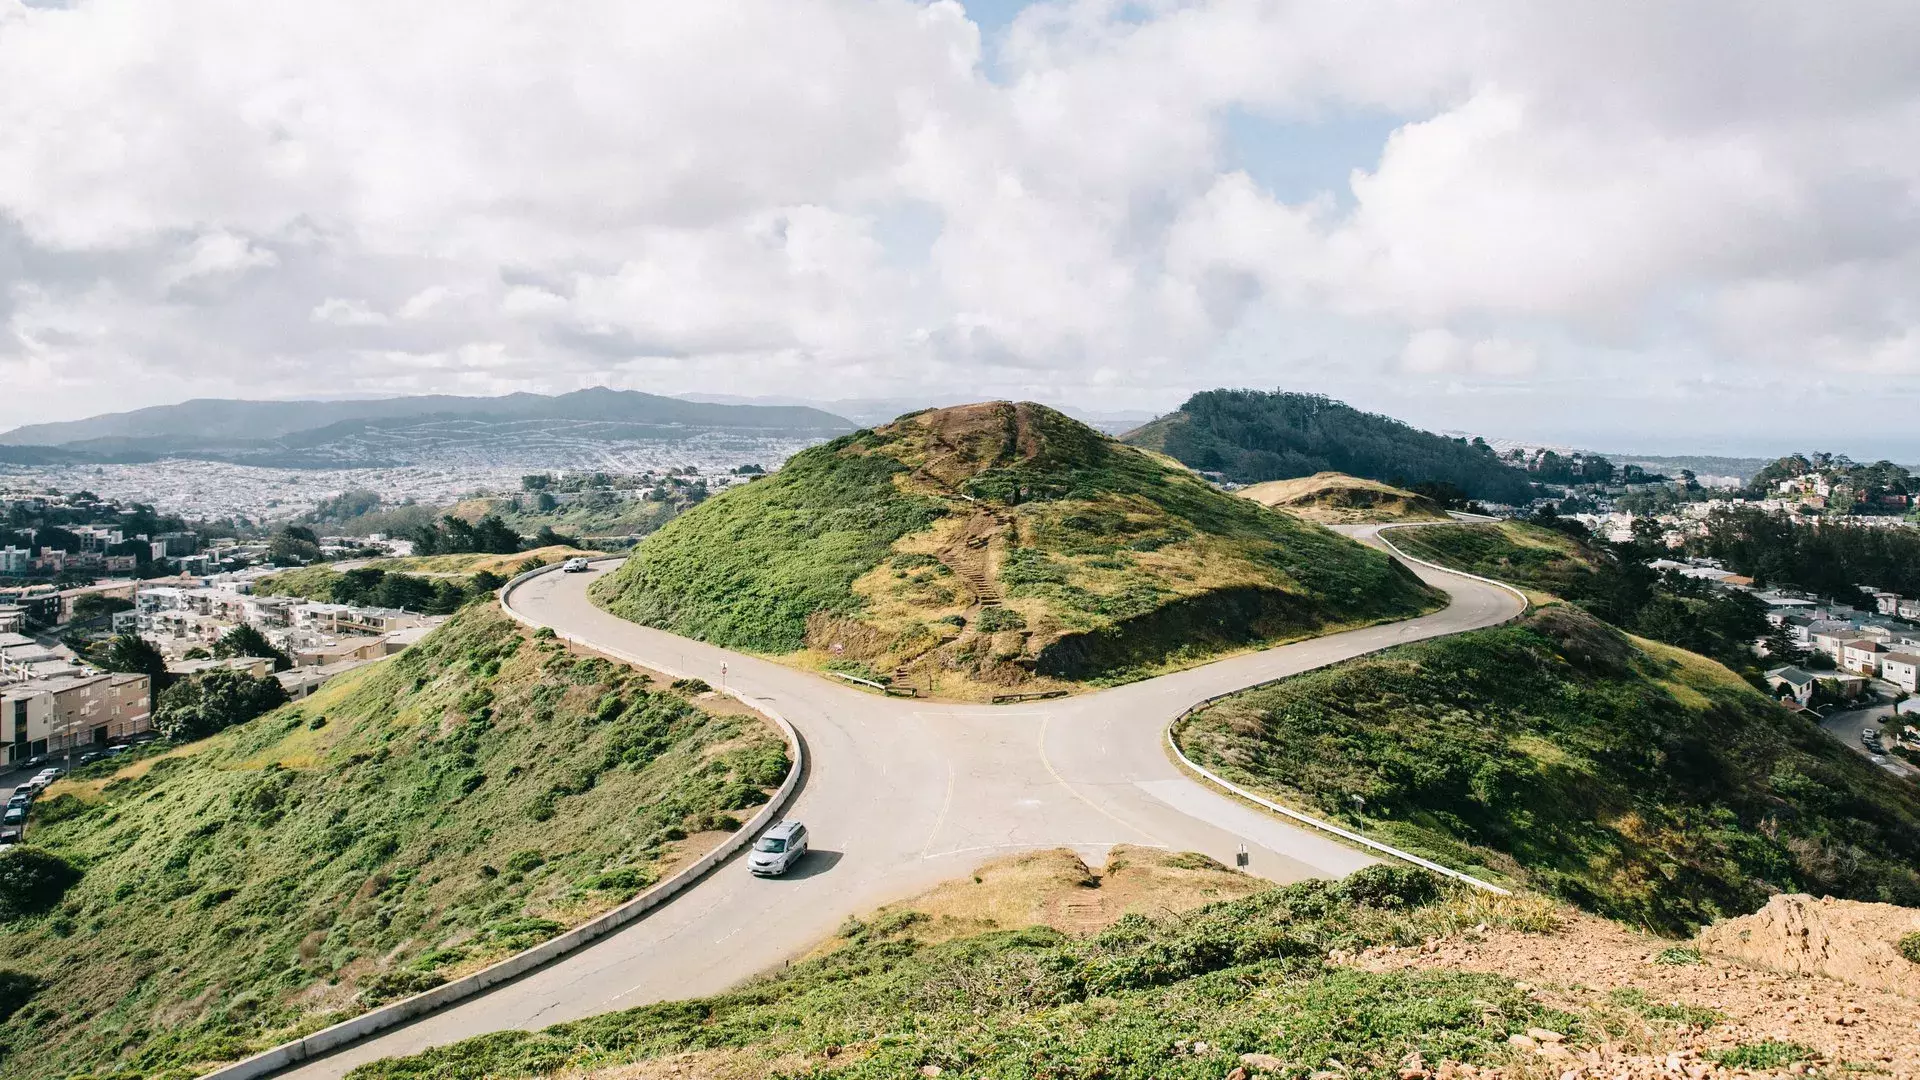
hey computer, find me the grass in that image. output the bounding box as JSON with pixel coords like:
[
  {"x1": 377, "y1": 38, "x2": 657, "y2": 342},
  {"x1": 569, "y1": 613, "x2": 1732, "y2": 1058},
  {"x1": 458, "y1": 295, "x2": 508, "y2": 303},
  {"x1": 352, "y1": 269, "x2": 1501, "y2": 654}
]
[
  {"x1": 1240, "y1": 472, "x2": 1448, "y2": 525},
  {"x1": 1712, "y1": 1041, "x2": 1820, "y2": 1069},
  {"x1": 594, "y1": 402, "x2": 1442, "y2": 698},
  {"x1": 0, "y1": 605, "x2": 786, "y2": 1080},
  {"x1": 1174, "y1": 605, "x2": 1920, "y2": 935},
  {"x1": 1388, "y1": 521, "x2": 1601, "y2": 597},
  {"x1": 360, "y1": 545, "x2": 601, "y2": 575},
  {"x1": 348, "y1": 866, "x2": 1581, "y2": 1080}
]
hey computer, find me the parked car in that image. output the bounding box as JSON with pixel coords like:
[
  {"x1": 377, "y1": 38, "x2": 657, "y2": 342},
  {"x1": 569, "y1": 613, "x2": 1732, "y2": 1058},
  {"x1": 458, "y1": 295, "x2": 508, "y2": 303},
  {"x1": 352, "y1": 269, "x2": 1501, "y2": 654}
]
[
  {"x1": 2, "y1": 806, "x2": 25, "y2": 828},
  {"x1": 748, "y1": 820, "x2": 810, "y2": 877},
  {"x1": 561, "y1": 557, "x2": 591, "y2": 573}
]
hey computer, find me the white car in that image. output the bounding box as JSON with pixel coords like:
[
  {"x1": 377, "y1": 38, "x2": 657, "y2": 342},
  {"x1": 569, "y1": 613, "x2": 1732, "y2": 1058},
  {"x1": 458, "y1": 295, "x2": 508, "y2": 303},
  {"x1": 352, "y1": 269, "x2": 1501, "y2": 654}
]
[
  {"x1": 561, "y1": 558, "x2": 591, "y2": 573},
  {"x1": 748, "y1": 820, "x2": 809, "y2": 876}
]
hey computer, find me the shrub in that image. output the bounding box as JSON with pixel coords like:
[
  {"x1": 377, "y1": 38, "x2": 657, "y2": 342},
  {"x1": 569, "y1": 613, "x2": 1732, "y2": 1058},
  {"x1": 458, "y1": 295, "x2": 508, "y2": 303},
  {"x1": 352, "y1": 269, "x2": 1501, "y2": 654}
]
[
  {"x1": 975, "y1": 607, "x2": 1026, "y2": 633},
  {"x1": 1335, "y1": 864, "x2": 1443, "y2": 909},
  {"x1": 670, "y1": 678, "x2": 711, "y2": 695},
  {"x1": 0, "y1": 848, "x2": 83, "y2": 922},
  {"x1": 1898, "y1": 931, "x2": 1920, "y2": 964},
  {"x1": 0, "y1": 968, "x2": 40, "y2": 1023}
]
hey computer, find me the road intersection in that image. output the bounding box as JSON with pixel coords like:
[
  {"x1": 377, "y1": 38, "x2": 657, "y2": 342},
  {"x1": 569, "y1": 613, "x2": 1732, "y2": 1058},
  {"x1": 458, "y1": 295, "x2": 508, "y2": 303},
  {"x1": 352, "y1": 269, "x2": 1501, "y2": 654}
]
[{"x1": 271, "y1": 525, "x2": 1523, "y2": 1079}]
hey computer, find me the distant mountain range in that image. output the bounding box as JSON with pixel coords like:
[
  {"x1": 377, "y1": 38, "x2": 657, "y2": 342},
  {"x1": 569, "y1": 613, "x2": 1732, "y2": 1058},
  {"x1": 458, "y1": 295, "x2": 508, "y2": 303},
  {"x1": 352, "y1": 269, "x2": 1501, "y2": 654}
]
[
  {"x1": 675, "y1": 393, "x2": 1158, "y2": 434},
  {"x1": 1, "y1": 388, "x2": 855, "y2": 469}
]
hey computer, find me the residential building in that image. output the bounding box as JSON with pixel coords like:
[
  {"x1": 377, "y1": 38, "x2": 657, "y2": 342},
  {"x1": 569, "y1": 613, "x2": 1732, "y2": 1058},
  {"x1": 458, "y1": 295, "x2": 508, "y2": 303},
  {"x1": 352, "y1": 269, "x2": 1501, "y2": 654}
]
[
  {"x1": 0, "y1": 546, "x2": 29, "y2": 574},
  {"x1": 1872, "y1": 592, "x2": 1903, "y2": 616},
  {"x1": 2, "y1": 672, "x2": 151, "y2": 763},
  {"x1": 1841, "y1": 640, "x2": 1884, "y2": 677},
  {"x1": 1765, "y1": 666, "x2": 1817, "y2": 705},
  {"x1": 1900, "y1": 599, "x2": 1920, "y2": 622},
  {"x1": 1882, "y1": 653, "x2": 1920, "y2": 695}
]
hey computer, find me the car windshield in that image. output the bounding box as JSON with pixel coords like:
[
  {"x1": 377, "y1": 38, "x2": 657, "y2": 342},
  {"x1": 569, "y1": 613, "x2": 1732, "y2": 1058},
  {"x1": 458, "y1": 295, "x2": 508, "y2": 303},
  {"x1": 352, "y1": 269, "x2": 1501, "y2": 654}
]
[{"x1": 753, "y1": 836, "x2": 787, "y2": 854}]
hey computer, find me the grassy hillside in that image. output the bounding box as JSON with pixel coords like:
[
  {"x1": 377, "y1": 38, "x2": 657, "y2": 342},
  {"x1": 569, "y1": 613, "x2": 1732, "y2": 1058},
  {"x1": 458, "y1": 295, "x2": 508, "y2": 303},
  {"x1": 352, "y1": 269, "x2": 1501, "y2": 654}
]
[
  {"x1": 0, "y1": 606, "x2": 786, "y2": 1080},
  {"x1": 362, "y1": 545, "x2": 600, "y2": 575},
  {"x1": 1126, "y1": 390, "x2": 1536, "y2": 503},
  {"x1": 1241, "y1": 472, "x2": 1448, "y2": 524},
  {"x1": 1175, "y1": 606, "x2": 1920, "y2": 935},
  {"x1": 352, "y1": 864, "x2": 1573, "y2": 1080},
  {"x1": 593, "y1": 402, "x2": 1441, "y2": 696},
  {"x1": 1386, "y1": 521, "x2": 1603, "y2": 600}
]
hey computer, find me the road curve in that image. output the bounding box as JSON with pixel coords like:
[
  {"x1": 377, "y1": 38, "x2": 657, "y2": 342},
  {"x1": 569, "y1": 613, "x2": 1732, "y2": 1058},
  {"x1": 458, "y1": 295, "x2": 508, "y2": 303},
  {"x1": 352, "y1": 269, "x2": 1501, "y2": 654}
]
[{"x1": 272, "y1": 526, "x2": 1522, "y2": 1079}]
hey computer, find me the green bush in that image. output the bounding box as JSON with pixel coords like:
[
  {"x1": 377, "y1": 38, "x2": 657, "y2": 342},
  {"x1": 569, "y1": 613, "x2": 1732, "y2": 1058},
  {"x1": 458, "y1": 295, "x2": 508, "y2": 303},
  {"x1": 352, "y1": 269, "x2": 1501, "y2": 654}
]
[
  {"x1": 153, "y1": 669, "x2": 290, "y2": 741},
  {"x1": 0, "y1": 968, "x2": 39, "y2": 1023},
  {"x1": 0, "y1": 848, "x2": 82, "y2": 922},
  {"x1": 1898, "y1": 931, "x2": 1920, "y2": 964}
]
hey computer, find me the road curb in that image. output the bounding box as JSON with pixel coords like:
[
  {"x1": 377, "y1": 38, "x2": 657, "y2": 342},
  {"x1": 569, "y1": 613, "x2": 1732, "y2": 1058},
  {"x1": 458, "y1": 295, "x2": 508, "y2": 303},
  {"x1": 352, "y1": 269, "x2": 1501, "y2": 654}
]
[
  {"x1": 197, "y1": 558, "x2": 804, "y2": 1080},
  {"x1": 1373, "y1": 521, "x2": 1533, "y2": 615},
  {"x1": 1162, "y1": 522, "x2": 1524, "y2": 896}
]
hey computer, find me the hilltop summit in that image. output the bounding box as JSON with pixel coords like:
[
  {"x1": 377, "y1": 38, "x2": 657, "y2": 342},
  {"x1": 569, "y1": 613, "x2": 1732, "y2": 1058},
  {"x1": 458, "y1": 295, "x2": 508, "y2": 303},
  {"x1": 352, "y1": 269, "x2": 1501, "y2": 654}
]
[{"x1": 593, "y1": 401, "x2": 1441, "y2": 698}]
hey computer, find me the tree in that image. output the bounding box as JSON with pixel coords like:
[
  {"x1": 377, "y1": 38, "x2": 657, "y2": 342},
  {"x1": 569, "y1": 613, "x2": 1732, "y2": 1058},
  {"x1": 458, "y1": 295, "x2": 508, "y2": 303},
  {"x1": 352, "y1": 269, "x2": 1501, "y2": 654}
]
[
  {"x1": 212, "y1": 624, "x2": 293, "y2": 672},
  {"x1": 267, "y1": 526, "x2": 323, "y2": 566},
  {"x1": 91, "y1": 633, "x2": 170, "y2": 706},
  {"x1": 153, "y1": 669, "x2": 289, "y2": 741},
  {"x1": 71, "y1": 593, "x2": 133, "y2": 623},
  {"x1": 531, "y1": 525, "x2": 580, "y2": 549}
]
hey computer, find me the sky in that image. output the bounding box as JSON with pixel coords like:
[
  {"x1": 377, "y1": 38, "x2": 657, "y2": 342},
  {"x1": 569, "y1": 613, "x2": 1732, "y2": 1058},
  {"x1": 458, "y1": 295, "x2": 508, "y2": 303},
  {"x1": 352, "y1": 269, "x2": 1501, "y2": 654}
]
[{"x1": 4, "y1": 0, "x2": 1920, "y2": 457}]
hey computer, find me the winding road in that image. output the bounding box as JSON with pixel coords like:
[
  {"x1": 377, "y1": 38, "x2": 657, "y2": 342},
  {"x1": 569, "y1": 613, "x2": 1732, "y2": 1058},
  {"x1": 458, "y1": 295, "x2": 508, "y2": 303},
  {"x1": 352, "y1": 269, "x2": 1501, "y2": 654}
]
[{"x1": 272, "y1": 525, "x2": 1523, "y2": 1079}]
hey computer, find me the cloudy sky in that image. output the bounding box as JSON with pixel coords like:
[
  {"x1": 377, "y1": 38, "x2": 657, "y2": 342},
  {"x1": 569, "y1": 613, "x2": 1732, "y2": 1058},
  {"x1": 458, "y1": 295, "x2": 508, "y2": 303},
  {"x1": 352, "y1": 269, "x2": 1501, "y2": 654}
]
[{"x1": 4, "y1": 0, "x2": 1919, "y2": 456}]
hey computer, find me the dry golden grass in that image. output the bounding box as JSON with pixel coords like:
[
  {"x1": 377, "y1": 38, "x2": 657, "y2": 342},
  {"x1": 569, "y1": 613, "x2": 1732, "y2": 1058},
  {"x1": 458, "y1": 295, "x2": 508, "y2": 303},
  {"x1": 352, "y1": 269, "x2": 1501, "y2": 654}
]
[
  {"x1": 366, "y1": 544, "x2": 601, "y2": 575},
  {"x1": 1241, "y1": 472, "x2": 1448, "y2": 524},
  {"x1": 814, "y1": 846, "x2": 1265, "y2": 956}
]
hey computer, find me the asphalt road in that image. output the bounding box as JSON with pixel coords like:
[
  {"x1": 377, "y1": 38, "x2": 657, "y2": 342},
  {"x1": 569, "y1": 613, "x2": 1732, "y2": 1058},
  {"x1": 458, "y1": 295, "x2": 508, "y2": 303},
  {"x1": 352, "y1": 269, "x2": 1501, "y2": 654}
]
[
  {"x1": 273, "y1": 526, "x2": 1523, "y2": 1078},
  {"x1": 1818, "y1": 699, "x2": 1918, "y2": 780}
]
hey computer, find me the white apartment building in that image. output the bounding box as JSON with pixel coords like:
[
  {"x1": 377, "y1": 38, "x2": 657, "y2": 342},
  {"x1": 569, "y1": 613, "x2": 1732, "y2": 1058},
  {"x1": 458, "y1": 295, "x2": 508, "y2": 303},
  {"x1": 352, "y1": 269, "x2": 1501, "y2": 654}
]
[{"x1": 1882, "y1": 653, "x2": 1920, "y2": 695}]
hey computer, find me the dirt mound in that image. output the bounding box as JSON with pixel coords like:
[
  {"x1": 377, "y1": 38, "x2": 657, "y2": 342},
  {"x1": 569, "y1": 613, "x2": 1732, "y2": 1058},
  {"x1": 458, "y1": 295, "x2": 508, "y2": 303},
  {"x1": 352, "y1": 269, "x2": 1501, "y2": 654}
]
[
  {"x1": 1695, "y1": 894, "x2": 1920, "y2": 998},
  {"x1": 1240, "y1": 472, "x2": 1446, "y2": 524}
]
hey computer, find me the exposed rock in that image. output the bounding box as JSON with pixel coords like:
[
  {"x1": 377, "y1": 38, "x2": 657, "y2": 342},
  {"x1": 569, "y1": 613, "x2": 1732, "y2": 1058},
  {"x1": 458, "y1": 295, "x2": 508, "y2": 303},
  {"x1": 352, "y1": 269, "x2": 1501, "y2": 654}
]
[{"x1": 1695, "y1": 894, "x2": 1920, "y2": 999}]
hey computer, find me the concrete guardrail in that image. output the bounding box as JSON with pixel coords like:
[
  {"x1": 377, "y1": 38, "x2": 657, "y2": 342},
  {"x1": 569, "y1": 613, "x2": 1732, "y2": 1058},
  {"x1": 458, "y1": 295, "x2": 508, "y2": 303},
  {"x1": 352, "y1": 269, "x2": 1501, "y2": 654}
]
[{"x1": 199, "y1": 556, "x2": 803, "y2": 1080}]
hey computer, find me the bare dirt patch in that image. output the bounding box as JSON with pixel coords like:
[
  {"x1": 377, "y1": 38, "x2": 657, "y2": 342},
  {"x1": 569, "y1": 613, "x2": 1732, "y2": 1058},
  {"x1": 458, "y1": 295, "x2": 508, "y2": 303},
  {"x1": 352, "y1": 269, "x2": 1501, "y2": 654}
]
[
  {"x1": 1344, "y1": 906, "x2": 1920, "y2": 1080},
  {"x1": 1697, "y1": 894, "x2": 1920, "y2": 999}
]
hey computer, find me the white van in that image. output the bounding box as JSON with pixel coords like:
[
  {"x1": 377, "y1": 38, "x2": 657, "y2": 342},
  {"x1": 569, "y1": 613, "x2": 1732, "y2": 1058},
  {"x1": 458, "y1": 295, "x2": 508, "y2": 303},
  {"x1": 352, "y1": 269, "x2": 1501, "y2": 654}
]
[{"x1": 748, "y1": 820, "x2": 809, "y2": 876}]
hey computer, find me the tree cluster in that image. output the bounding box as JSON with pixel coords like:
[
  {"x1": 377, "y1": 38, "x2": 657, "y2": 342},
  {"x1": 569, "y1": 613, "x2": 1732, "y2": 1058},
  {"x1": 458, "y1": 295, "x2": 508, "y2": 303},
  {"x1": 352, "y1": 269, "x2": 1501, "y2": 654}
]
[
  {"x1": 152, "y1": 669, "x2": 289, "y2": 741},
  {"x1": 328, "y1": 566, "x2": 502, "y2": 614},
  {"x1": 410, "y1": 514, "x2": 525, "y2": 555},
  {"x1": 1151, "y1": 389, "x2": 1538, "y2": 503},
  {"x1": 1690, "y1": 507, "x2": 1920, "y2": 599}
]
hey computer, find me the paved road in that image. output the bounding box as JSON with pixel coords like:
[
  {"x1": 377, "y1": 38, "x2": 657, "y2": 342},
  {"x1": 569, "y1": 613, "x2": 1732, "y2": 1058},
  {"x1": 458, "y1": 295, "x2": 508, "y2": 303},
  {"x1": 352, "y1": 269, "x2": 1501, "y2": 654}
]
[
  {"x1": 1818, "y1": 699, "x2": 1918, "y2": 780},
  {"x1": 274, "y1": 526, "x2": 1523, "y2": 1078}
]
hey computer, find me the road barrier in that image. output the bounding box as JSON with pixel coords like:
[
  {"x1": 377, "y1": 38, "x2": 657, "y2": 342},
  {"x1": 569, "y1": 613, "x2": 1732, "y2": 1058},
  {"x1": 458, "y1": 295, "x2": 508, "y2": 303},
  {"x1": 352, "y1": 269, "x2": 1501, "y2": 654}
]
[
  {"x1": 198, "y1": 558, "x2": 804, "y2": 1080},
  {"x1": 1372, "y1": 521, "x2": 1532, "y2": 614},
  {"x1": 990, "y1": 689, "x2": 1070, "y2": 704}
]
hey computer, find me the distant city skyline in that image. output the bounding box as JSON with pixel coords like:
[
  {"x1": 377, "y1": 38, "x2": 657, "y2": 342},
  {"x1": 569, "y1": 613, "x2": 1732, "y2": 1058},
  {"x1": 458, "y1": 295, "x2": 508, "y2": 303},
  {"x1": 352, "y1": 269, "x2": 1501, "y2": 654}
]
[{"x1": 5, "y1": 2, "x2": 1919, "y2": 456}]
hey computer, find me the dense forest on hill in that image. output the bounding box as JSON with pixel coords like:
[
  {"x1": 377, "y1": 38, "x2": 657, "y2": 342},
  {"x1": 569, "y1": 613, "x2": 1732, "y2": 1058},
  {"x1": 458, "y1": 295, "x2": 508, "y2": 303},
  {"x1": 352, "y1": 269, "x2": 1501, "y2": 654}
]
[
  {"x1": 1125, "y1": 390, "x2": 1536, "y2": 504},
  {"x1": 1691, "y1": 507, "x2": 1920, "y2": 599}
]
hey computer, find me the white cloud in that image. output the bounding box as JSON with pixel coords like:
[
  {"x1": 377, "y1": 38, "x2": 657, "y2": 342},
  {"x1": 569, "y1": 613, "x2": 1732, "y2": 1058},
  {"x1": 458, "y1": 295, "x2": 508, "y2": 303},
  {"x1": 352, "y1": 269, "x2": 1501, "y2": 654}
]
[
  {"x1": 309, "y1": 297, "x2": 388, "y2": 326},
  {"x1": 2, "y1": 0, "x2": 1919, "y2": 449}
]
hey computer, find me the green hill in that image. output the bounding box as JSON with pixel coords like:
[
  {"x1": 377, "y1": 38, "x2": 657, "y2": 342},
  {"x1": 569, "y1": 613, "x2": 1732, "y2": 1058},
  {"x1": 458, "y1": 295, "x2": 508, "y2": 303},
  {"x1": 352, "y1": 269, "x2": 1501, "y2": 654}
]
[
  {"x1": 591, "y1": 401, "x2": 1442, "y2": 696},
  {"x1": 1175, "y1": 606, "x2": 1920, "y2": 935},
  {"x1": 1126, "y1": 390, "x2": 1536, "y2": 504},
  {"x1": 0, "y1": 606, "x2": 786, "y2": 1080},
  {"x1": 351, "y1": 864, "x2": 1573, "y2": 1080}
]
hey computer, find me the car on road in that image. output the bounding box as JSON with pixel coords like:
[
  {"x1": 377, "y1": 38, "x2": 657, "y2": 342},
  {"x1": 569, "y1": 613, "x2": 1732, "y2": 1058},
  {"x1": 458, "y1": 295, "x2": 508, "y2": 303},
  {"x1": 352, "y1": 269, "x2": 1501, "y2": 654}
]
[
  {"x1": 2, "y1": 806, "x2": 25, "y2": 829},
  {"x1": 561, "y1": 557, "x2": 591, "y2": 573},
  {"x1": 748, "y1": 820, "x2": 809, "y2": 876}
]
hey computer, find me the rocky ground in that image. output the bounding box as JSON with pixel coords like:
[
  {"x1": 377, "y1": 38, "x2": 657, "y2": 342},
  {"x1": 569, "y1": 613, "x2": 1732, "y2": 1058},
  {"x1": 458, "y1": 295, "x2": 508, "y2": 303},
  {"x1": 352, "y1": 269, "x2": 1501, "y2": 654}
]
[{"x1": 1345, "y1": 897, "x2": 1919, "y2": 1080}]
